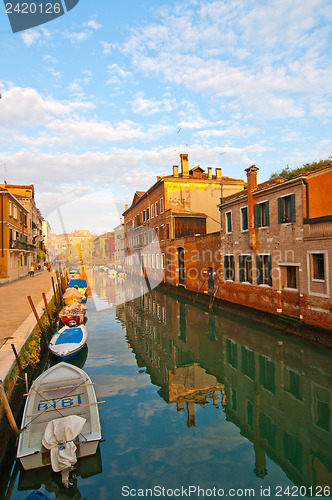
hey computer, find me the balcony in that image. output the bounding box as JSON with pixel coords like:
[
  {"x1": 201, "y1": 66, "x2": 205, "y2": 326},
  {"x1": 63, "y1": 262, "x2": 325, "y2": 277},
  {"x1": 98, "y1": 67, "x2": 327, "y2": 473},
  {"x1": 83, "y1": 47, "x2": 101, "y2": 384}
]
[{"x1": 10, "y1": 240, "x2": 36, "y2": 252}]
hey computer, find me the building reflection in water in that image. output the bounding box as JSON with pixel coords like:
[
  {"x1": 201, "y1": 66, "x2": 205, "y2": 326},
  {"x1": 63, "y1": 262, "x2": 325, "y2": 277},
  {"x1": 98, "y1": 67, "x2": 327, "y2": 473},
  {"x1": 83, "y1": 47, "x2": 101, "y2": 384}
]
[{"x1": 116, "y1": 287, "x2": 332, "y2": 490}]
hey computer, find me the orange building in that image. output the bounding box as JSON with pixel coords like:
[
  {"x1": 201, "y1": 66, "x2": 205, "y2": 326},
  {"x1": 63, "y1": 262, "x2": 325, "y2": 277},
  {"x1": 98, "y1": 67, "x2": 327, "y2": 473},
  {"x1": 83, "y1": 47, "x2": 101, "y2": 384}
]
[{"x1": 0, "y1": 187, "x2": 32, "y2": 282}]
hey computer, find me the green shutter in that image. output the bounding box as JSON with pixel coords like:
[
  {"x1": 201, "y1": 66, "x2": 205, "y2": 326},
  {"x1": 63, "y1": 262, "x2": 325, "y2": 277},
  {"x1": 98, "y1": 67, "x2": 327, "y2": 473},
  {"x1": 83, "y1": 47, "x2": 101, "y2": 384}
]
[
  {"x1": 268, "y1": 255, "x2": 272, "y2": 286},
  {"x1": 290, "y1": 194, "x2": 296, "y2": 222},
  {"x1": 254, "y1": 204, "x2": 260, "y2": 228},
  {"x1": 256, "y1": 255, "x2": 263, "y2": 285},
  {"x1": 224, "y1": 256, "x2": 229, "y2": 280},
  {"x1": 242, "y1": 207, "x2": 248, "y2": 230},
  {"x1": 265, "y1": 201, "x2": 270, "y2": 226},
  {"x1": 239, "y1": 255, "x2": 244, "y2": 282},
  {"x1": 248, "y1": 255, "x2": 252, "y2": 284},
  {"x1": 277, "y1": 197, "x2": 283, "y2": 224}
]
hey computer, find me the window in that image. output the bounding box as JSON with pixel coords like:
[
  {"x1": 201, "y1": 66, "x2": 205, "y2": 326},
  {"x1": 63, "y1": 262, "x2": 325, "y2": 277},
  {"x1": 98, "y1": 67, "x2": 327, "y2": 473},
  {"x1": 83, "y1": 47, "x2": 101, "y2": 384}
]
[
  {"x1": 226, "y1": 339, "x2": 237, "y2": 368},
  {"x1": 152, "y1": 254, "x2": 155, "y2": 268},
  {"x1": 151, "y1": 204, "x2": 154, "y2": 218},
  {"x1": 160, "y1": 225, "x2": 164, "y2": 241},
  {"x1": 224, "y1": 255, "x2": 235, "y2": 281},
  {"x1": 13, "y1": 205, "x2": 17, "y2": 219},
  {"x1": 226, "y1": 212, "x2": 232, "y2": 233},
  {"x1": 312, "y1": 253, "x2": 325, "y2": 280},
  {"x1": 148, "y1": 254, "x2": 151, "y2": 268},
  {"x1": 143, "y1": 210, "x2": 146, "y2": 223},
  {"x1": 241, "y1": 206, "x2": 248, "y2": 231},
  {"x1": 286, "y1": 265, "x2": 297, "y2": 289},
  {"x1": 160, "y1": 197, "x2": 164, "y2": 213},
  {"x1": 9, "y1": 200, "x2": 12, "y2": 217},
  {"x1": 166, "y1": 222, "x2": 170, "y2": 240},
  {"x1": 155, "y1": 201, "x2": 159, "y2": 217},
  {"x1": 162, "y1": 254, "x2": 165, "y2": 269},
  {"x1": 156, "y1": 253, "x2": 160, "y2": 269},
  {"x1": 257, "y1": 255, "x2": 272, "y2": 286},
  {"x1": 146, "y1": 207, "x2": 150, "y2": 220},
  {"x1": 278, "y1": 194, "x2": 295, "y2": 223},
  {"x1": 239, "y1": 255, "x2": 252, "y2": 283},
  {"x1": 254, "y1": 201, "x2": 269, "y2": 228}
]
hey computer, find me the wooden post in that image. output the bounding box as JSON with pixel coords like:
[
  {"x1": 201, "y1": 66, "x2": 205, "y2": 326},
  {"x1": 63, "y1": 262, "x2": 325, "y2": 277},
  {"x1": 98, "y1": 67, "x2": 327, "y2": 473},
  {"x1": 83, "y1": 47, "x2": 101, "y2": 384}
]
[
  {"x1": 27, "y1": 296, "x2": 48, "y2": 345},
  {"x1": 42, "y1": 292, "x2": 54, "y2": 334},
  {"x1": 0, "y1": 381, "x2": 19, "y2": 437},
  {"x1": 11, "y1": 344, "x2": 23, "y2": 373},
  {"x1": 51, "y1": 276, "x2": 59, "y2": 310}
]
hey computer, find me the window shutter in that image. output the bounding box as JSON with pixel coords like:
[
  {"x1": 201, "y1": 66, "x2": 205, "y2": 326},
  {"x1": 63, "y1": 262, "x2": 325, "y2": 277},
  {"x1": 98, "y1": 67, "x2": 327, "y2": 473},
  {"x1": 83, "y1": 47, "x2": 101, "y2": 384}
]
[
  {"x1": 224, "y1": 256, "x2": 229, "y2": 280},
  {"x1": 277, "y1": 197, "x2": 283, "y2": 224},
  {"x1": 256, "y1": 255, "x2": 263, "y2": 285},
  {"x1": 267, "y1": 255, "x2": 272, "y2": 287},
  {"x1": 265, "y1": 202, "x2": 270, "y2": 226},
  {"x1": 248, "y1": 255, "x2": 252, "y2": 284},
  {"x1": 254, "y1": 204, "x2": 260, "y2": 228},
  {"x1": 239, "y1": 255, "x2": 244, "y2": 282},
  {"x1": 290, "y1": 194, "x2": 296, "y2": 222}
]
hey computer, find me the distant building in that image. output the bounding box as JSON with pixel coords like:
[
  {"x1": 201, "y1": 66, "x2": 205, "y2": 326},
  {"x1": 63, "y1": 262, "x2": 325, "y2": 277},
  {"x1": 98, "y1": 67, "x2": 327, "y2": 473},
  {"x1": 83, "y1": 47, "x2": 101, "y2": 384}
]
[
  {"x1": 92, "y1": 232, "x2": 115, "y2": 263},
  {"x1": 42, "y1": 219, "x2": 51, "y2": 257},
  {"x1": 50, "y1": 230, "x2": 97, "y2": 264},
  {"x1": 114, "y1": 219, "x2": 125, "y2": 268}
]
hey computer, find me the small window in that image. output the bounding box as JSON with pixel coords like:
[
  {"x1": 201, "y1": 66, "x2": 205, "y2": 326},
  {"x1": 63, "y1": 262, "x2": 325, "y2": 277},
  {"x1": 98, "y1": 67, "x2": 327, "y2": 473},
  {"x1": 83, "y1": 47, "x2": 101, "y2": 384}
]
[
  {"x1": 278, "y1": 194, "x2": 295, "y2": 224},
  {"x1": 155, "y1": 201, "x2": 159, "y2": 217},
  {"x1": 160, "y1": 198, "x2": 164, "y2": 213},
  {"x1": 239, "y1": 255, "x2": 252, "y2": 283},
  {"x1": 286, "y1": 266, "x2": 297, "y2": 289},
  {"x1": 257, "y1": 255, "x2": 272, "y2": 286},
  {"x1": 151, "y1": 204, "x2": 154, "y2": 218},
  {"x1": 254, "y1": 201, "x2": 269, "y2": 228},
  {"x1": 226, "y1": 212, "x2": 232, "y2": 233},
  {"x1": 241, "y1": 206, "x2": 248, "y2": 231},
  {"x1": 312, "y1": 253, "x2": 325, "y2": 280},
  {"x1": 146, "y1": 207, "x2": 150, "y2": 220},
  {"x1": 9, "y1": 200, "x2": 12, "y2": 217},
  {"x1": 166, "y1": 223, "x2": 170, "y2": 240},
  {"x1": 224, "y1": 255, "x2": 235, "y2": 281}
]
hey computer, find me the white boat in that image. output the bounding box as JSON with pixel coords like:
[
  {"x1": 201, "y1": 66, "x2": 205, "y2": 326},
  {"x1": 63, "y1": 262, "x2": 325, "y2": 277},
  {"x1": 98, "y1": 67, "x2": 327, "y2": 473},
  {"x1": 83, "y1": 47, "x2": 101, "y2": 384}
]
[
  {"x1": 48, "y1": 325, "x2": 88, "y2": 361},
  {"x1": 17, "y1": 362, "x2": 102, "y2": 471}
]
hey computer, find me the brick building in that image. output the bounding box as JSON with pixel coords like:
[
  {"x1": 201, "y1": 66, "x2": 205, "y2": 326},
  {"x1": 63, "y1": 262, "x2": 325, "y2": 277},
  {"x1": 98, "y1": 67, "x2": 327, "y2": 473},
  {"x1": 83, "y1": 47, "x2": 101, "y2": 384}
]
[
  {"x1": 50, "y1": 230, "x2": 97, "y2": 264},
  {"x1": 122, "y1": 154, "x2": 245, "y2": 281},
  {"x1": 217, "y1": 164, "x2": 332, "y2": 329}
]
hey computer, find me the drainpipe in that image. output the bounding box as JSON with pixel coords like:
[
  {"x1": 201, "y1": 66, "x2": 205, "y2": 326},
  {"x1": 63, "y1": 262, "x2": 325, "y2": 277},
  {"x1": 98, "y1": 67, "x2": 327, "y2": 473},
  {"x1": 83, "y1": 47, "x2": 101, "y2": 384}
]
[
  {"x1": 245, "y1": 165, "x2": 259, "y2": 252},
  {"x1": 1, "y1": 194, "x2": 3, "y2": 258},
  {"x1": 302, "y1": 179, "x2": 309, "y2": 220}
]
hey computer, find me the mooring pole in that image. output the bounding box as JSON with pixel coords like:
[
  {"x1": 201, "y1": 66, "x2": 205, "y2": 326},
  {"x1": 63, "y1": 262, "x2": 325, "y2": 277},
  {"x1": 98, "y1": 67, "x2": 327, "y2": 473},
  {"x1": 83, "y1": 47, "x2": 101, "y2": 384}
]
[
  {"x1": 42, "y1": 292, "x2": 54, "y2": 334},
  {"x1": 27, "y1": 296, "x2": 48, "y2": 345},
  {"x1": 10, "y1": 344, "x2": 23, "y2": 373},
  {"x1": 0, "y1": 381, "x2": 19, "y2": 437},
  {"x1": 51, "y1": 276, "x2": 59, "y2": 310}
]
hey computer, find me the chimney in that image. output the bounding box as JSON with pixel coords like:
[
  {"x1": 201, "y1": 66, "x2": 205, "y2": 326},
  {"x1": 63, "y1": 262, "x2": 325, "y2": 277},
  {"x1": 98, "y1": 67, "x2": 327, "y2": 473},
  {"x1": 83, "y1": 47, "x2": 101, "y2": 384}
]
[
  {"x1": 245, "y1": 165, "x2": 258, "y2": 192},
  {"x1": 120, "y1": 217, "x2": 123, "y2": 224},
  {"x1": 173, "y1": 165, "x2": 179, "y2": 177},
  {"x1": 245, "y1": 165, "x2": 259, "y2": 252},
  {"x1": 125, "y1": 204, "x2": 128, "y2": 211},
  {"x1": 208, "y1": 167, "x2": 212, "y2": 179},
  {"x1": 180, "y1": 153, "x2": 189, "y2": 178},
  {"x1": 216, "y1": 168, "x2": 221, "y2": 180}
]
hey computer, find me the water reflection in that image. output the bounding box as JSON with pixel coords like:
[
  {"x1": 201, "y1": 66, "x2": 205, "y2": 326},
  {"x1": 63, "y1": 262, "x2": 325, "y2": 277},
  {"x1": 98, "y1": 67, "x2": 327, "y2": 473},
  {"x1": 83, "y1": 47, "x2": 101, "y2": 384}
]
[{"x1": 117, "y1": 289, "x2": 332, "y2": 490}]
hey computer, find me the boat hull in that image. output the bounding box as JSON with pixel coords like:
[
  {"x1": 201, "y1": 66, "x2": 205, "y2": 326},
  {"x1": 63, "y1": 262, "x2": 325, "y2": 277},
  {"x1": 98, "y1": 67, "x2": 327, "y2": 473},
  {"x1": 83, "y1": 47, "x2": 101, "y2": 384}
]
[
  {"x1": 48, "y1": 325, "x2": 88, "y2": 361},
  {"x1": 17, "y1": 362, "x2": 101, "y2": 470}
]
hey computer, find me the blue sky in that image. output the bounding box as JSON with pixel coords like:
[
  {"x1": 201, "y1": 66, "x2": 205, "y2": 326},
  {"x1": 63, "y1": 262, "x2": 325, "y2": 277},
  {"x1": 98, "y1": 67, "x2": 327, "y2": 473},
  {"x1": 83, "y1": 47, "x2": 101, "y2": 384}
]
[{"x1": 0, "y1": 0, "x2": 331, "y2": 233}]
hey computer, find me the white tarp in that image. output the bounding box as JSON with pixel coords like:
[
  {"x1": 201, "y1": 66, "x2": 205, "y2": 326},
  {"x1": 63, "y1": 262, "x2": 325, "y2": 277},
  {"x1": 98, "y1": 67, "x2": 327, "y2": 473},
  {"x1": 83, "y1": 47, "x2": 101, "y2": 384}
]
[{"x1": 42, "y1": 415, "x2": 86, "y2": 472}]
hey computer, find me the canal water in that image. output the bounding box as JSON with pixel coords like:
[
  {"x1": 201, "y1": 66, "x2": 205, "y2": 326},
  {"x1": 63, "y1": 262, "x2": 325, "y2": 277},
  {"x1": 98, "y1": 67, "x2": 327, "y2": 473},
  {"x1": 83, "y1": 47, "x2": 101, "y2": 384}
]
[{"x1": 2, "y1": 270, "x2": 332, "y2": 499}]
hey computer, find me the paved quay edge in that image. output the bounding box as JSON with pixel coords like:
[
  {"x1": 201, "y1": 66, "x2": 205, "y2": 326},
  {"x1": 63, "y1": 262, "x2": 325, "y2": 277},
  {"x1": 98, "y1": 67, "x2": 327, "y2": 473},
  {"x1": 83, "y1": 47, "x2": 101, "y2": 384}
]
[{"x1": 0, "y1": 287, "x2": 54, "y2": 382}]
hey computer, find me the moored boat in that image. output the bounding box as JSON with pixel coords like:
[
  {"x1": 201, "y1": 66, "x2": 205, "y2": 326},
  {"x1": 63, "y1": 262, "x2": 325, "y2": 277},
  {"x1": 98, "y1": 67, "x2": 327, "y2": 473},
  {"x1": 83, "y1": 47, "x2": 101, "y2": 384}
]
[
  {"x1": 66, "y1": 279, "x2": 88, "y2": 296},
  {"x1": 59, "y1": 301, "x2": 87, "y2": 326},
  {"x1": 48, "y1": 324, "x2": 88, "y2": 361},
  {"x1": 17, "y1": 362, "x2": 102, "y2": 471}
]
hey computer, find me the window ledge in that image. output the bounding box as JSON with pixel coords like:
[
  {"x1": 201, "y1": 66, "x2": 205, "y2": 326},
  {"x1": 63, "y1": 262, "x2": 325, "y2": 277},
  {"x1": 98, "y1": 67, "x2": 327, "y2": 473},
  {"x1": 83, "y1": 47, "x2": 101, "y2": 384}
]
[
  {"x1": 258, "y1": 284, "x2": 271, "y2": 288},
  {"x1": 283, "y1": 287, "x2": 299, "y2": 292},
  {"x1": 312, "y1": 279, "x2": 325, "y2": 283},
  {"x1": 225, "y1": 279, "x2": 235, "y2": 283}
]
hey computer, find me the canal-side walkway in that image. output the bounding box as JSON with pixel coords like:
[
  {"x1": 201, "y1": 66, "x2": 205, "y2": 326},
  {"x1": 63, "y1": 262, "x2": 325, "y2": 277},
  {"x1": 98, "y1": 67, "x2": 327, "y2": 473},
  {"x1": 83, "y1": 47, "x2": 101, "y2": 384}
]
[{"x1": 0, "y1": 270, "x2": 54, "y2": 381}]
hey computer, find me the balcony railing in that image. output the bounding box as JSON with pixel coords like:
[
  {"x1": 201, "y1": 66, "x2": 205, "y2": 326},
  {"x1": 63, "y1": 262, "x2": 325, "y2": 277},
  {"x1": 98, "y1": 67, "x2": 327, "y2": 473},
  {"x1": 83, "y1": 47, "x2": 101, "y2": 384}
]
[{"x1": 10, "y1": 240, "x2": 36, "y2": 251}]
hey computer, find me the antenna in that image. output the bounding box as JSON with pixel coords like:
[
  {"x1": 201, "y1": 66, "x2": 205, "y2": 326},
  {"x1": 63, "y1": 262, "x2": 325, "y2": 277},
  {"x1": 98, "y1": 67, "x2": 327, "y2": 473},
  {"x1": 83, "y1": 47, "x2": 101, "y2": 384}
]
[
  {"x1": 177, "y1": 128, "x2": 181, "y2": 154},
  {"x1": 219, "y1": 152, "x2": 226, "y2": 199}
]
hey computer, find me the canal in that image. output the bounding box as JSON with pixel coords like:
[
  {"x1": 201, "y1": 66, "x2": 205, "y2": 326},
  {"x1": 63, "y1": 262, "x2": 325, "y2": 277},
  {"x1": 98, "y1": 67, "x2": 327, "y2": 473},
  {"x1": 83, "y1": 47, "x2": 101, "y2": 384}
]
[{"x1": 2, "y1": 269, "x2": 332, "y2": 499}]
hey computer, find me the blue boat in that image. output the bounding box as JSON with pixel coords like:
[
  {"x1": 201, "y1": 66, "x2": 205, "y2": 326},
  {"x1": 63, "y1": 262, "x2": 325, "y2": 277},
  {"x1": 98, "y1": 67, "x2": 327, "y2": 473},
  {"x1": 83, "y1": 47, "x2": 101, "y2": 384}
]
[
  {"x1": 48, "y1": 325, "x2": 88, "y2": 361},
  {"x1": 66, "y1": 279, "x2": 88, "y2": 295}
]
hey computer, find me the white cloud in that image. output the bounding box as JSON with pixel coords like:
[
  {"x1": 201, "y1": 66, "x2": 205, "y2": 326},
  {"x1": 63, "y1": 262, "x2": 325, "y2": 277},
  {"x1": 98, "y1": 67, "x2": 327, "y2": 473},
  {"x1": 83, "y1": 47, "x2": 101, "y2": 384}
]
[
  {"x1": 21, "y1": 30, "x2": 40, "y2": 46},
  {"x1": 106, "y1": 64, "x2": 131, "y2": 84},
  {"x1": 100, "y1": 41, "x2": 112, "y2": 55},
  {"x1": 132, "y1": 92, "x2": 177, "y2": 115}
]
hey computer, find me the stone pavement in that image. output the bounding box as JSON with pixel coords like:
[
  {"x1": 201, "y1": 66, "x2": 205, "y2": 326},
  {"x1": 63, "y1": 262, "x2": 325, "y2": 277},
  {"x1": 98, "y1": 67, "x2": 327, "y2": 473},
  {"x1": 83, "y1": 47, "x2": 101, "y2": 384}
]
[{"x1": 0, "y1": 270, "x2": 54, "y2": 381}]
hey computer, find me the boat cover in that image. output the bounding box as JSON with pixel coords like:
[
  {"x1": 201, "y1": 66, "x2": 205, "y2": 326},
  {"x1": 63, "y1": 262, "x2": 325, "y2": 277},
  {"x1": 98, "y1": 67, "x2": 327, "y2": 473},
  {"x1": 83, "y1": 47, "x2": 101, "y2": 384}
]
[
  {"x1": 42, "y1": 415, "x2": 86, "y2": 472},
  {"x1": 67, "y1": 280, "x2": 87, "y2": 289},
  {"x1": 55, "y1": 327, "x2": 84, "y2": 345},
  {"x1": 63, "y1": 288, "x2": 83, "y2": 299}
]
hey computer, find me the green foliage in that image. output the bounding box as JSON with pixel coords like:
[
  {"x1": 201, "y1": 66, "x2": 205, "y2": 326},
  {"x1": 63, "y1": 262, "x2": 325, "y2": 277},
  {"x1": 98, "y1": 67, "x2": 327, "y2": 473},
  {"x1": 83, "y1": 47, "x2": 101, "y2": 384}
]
[
  {"x1": 270, "y1": 157, "x2": 332, "y2": 180},
  {"x1": 37, "y1": 247, "x2": 46, "y2": 263}
]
